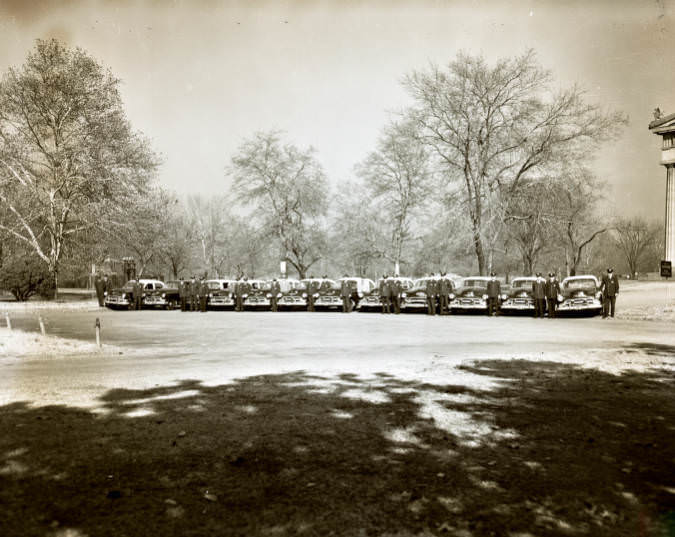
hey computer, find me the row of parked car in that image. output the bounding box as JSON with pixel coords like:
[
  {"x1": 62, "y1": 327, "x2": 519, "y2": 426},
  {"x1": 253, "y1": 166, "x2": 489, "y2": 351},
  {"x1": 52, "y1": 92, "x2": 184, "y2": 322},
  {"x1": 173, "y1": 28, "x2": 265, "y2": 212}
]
[{"x1": 104, "y1": 274, "x2": 605, "y2": 315}]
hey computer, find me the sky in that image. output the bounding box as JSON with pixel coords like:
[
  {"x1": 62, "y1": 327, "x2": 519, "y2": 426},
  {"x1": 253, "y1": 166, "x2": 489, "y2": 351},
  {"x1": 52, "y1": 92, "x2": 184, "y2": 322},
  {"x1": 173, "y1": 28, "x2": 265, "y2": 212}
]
[{"x1": 0, "y1": 0, "x2": 673, "y2": 217}]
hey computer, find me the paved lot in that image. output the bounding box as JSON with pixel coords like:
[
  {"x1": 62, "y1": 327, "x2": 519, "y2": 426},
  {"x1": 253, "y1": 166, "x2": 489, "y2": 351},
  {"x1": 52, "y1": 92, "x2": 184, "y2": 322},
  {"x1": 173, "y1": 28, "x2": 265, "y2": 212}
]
[{"x1": 1, "y1": 308, "x2": 674, "y2": 536}]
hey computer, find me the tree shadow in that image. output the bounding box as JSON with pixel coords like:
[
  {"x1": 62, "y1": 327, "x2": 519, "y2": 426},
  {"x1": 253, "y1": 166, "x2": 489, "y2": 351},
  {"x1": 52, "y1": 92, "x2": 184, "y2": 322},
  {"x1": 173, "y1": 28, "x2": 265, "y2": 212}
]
[{"x1": 1, "y1": 362, "x2": 674, "y2": 536}]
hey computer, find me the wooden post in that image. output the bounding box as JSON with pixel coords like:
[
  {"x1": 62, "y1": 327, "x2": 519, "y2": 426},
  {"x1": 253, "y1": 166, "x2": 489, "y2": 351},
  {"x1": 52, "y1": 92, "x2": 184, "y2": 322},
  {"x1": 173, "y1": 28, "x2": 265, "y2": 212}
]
[
  {"x1": 95, "y1": 317, "x2": 101, "y2": 348},
  {"x1": 4, "y1": 312, "x2": 10, "y2": 331},
  {"x1": 38, "y1": 315, "x2": 46, "y2": 336}
]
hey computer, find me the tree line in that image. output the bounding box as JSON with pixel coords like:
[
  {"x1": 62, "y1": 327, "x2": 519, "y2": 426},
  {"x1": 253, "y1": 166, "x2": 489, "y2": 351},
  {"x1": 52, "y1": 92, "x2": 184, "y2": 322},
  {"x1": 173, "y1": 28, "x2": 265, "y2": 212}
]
[{"x1": 0, "y1": 40, "x2": 664, "y2": 299}]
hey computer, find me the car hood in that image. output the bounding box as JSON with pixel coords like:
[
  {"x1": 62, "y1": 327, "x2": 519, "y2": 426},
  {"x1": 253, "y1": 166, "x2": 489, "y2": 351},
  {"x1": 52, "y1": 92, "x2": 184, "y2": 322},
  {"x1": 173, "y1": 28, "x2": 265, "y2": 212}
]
[
  {"x1": 562, "y1": 286, "x2": 598, "y2": 299},
  {"x1": 455, "y1": 287, "x2": 487, "y2": 297}
]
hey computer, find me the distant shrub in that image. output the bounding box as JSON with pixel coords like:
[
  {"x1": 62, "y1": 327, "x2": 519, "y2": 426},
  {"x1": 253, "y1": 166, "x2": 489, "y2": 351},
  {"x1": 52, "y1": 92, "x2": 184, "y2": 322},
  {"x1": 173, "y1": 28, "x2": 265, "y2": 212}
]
[{"x1": 0, "y1": 254, "x2": 53, "y2": 301}]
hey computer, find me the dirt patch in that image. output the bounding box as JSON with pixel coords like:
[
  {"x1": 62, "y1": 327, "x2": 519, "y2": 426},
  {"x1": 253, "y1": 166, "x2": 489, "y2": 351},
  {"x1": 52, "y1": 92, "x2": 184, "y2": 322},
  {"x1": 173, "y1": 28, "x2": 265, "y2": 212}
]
[{"x1": 1, "y1": 364, "x2": 674, "y2": 536}]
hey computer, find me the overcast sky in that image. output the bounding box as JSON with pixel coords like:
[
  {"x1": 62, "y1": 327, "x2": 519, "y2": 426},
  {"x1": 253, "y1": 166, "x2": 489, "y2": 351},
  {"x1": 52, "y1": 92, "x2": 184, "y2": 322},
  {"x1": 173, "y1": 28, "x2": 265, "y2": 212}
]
[{"x1": 0, "y1": 0, "x2": 673, "y2": 217}]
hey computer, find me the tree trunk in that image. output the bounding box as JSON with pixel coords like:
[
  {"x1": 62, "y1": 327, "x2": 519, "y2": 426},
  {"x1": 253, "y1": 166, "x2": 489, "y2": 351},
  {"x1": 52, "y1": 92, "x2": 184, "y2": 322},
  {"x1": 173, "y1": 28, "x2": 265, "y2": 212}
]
[
  {"x1": 473, "y1": 231, "x2": 486, "y2": 275},
  {"x1": 53, "y1": 269, "x2": 59, "y2": 300}
]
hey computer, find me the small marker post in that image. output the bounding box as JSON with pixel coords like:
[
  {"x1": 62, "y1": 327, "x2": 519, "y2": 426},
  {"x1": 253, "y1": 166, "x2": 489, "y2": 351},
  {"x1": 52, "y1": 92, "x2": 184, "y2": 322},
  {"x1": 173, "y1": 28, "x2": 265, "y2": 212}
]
[
  {"x1": 95, "y1": 317, "x2": 101, "y2": 348},
  {"x1": 38, "y1": 315, "x2": 45, "y2": 336},
  {"x1": 4, "y1": 312, "x2": 11, "y2": 331}
]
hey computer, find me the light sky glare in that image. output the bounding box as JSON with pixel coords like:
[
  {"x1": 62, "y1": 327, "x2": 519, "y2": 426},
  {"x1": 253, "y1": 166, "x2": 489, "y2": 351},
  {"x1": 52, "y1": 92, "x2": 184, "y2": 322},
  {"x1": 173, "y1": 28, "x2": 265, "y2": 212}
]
[{"x1": 0, "y1": 0, "x2": 673, "y2": 217}]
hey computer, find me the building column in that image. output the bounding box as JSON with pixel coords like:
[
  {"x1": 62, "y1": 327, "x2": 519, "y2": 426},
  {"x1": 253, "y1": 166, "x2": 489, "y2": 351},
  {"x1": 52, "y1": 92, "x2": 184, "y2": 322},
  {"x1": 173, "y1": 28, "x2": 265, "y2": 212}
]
[{"x1": 667, "y1": 165, "x2": 675, "y2": 263}]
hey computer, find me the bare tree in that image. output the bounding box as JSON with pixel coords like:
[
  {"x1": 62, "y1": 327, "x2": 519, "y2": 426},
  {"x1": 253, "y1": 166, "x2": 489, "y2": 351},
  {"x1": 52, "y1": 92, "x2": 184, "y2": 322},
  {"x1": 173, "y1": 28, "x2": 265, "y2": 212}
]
[
  {"x1": 228, "y1": 131, "x2": 328, "y2": 279},
  {"x1": 356, "y1": 120, "x2": 433, "y2": 275},
  {"x1": 613, "y1": 217, "x2": 660, "y2": 278},
  {"x1": 553, "y1": 169, "x2": 608, "y2": 276},
  {"x1": 403, "y1": 50, "x2": 624, "y2": 275},
  {"x1": 0, "y1": 39, "x2": 157, "y2": 296}
]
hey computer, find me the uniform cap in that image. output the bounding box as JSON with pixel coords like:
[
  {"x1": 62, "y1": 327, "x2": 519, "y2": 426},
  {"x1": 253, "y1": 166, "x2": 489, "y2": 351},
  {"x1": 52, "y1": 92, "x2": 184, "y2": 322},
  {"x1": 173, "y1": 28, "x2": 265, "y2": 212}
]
[
  {"x1": 490, "y1": 272, "x2": 496, "y2": 277},
  {"x1": 607, "y1": 268, "x2": 613, "y2": 273},
  {"x1": 548, "y1": 272, "x2": 554, "y2": 277},
  {"x1": 536, "y1": 272, "x2": 542, "y2": 277}
]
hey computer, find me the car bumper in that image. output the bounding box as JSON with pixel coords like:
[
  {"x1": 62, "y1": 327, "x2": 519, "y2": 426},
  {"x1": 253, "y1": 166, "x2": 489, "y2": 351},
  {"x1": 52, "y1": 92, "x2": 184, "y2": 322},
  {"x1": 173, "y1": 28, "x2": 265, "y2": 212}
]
[
  {"x1": 558, "y1": 299, "x2": 602, "y2": 311},
  {"x1": 501, "y1": 299, "x2": 534, "y2": 311},
  {"x1": 143, "y1": 296, "x2": 170, "y2": 307},
  {"x1": 450, "y1": 299, "x2": 488, "y2": 310},
  {"x1": 401, "y1": 298, "x2": 427, "y2": 310},
  {"x1": 244, "y1": 297, "x2": 271, "y2": 308},
  {"x1": 208, "y1": 296, "x2": 234, "y2": 308},
  {"x1": 104, "y1": 296, "x2": 131, "y2": 307},
  {"x1": 315, "y1": 296, "x2": 342, "y2": 308},
  {"x1": 278, "y1": 297, "x2": 307, "y2": 308},
  {"x1": 357, "y1": 298, "x2": 382, "y2": 310}
]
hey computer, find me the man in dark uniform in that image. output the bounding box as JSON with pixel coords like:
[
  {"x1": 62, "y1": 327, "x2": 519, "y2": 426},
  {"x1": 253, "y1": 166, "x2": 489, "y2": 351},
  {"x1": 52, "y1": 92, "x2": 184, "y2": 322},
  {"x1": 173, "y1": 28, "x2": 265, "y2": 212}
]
[
  {"x1": 601, "y1": 267, "x2": 619, "y2": 318},
  {"x1": 438, "y1": 273, "x2": 451, "y2": 315},
  {"x1": 189, "y1": 276, "x2": 199, "y2": 312},
  {"x1": 391, "y1": 278, "x2": 402, "y2": 314},
  {"x1": 178, "y1": 278, "x2": 186, "y2": 311},
  {"x1": 486, "y1": 272, "x2": 500, "y2": 316},
  {"x1": 199, "y1": 277, "x2": 209, "y2": 312},
  {"x1": 307, "y1": 277, "x2": 317, "y2": 312},
  {"x1": 340, "y1": 276, "x2": 351, "y2": 313},
  {"x1": 103, "y1": 275, "x2": 112, "y2": 303},
  {"x1": 271, "y1": 278, "x2": 281, "y2": 312},
  {"x1": 380, "y1": 275, "x2": 391, "y2": 314},
  {"x1": 133, "y1": 278, "x2": 143, "y2": 311},
  {"x1": 532, "y1": 273, "x2": 546, "y2": 318},
  {"x1": 94, "y1": 274, "x2": 105, "y2": 307},
  {"x1": 545, "y1": 272, "x2": 561, "y2": 318},
  {"x1": 240, "y1": 277, "x2": 251, "y2": 311},
  {"x1": 425, "y1": 277, "x2": 437, "y2": 315}
]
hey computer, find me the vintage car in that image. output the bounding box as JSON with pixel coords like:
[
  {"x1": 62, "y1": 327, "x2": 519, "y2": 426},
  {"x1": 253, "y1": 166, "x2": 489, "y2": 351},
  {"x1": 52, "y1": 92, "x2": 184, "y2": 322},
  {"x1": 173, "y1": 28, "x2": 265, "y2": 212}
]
[
  {"x1": 276, "y1": 279, "x2": 308, "y2": 310},
  {"x1": 557, "y1": 275, "x2": 603, "y2": 316},
  {"x1": 500, "y1": 276, "x2": 537, "y2": 314},
  {"x1": 448, "y1": 276, "x2": 493, "y2": 313},
  {"x1": 104, "y1": 279, "x2": 166, "y2": 309},
  {"x1": 206, "y1": 279, "x2": 237, "y2": 309},
  {"x1": 402, "y1": 276, "x2": 452, "y2": 312},
  {"x1": 337, "y1": 277, "x2": 376, "y2": 309},
  {"x1": 143, "y1": 280, "x2": 181, "y2": 309},
  {"x1": 357, "y1": 277, "x2": 414, "y2": 312},
  {"x1": 302, "y1": 278, "x2": 343, "y2": 310},
  {"x1": 242, "y1": 280, "x2": 272, "y2": 310}
]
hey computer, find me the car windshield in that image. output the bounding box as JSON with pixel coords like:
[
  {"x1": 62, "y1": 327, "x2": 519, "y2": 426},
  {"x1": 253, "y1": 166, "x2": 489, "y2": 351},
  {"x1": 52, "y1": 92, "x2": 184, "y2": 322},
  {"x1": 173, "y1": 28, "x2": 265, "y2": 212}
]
[
  {"x1": 463, "y1": 279, "x2": 488, "y2": 289},
  {"x1": 564, "y1": 278, "x2": 596, "y2": 290},
  {"x1": 207, "y1": 281, "x2": 225, "y2": 290},
  {"x1": 512, "y1": 280, "x2": 533, "y2": 288}
]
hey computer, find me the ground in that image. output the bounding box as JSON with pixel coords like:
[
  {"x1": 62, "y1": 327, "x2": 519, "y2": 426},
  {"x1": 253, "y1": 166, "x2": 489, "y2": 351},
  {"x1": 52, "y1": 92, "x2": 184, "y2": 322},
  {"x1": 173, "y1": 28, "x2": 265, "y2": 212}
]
[{"x1": 1, "y1": 281, "x2": 674, "y2": 537}]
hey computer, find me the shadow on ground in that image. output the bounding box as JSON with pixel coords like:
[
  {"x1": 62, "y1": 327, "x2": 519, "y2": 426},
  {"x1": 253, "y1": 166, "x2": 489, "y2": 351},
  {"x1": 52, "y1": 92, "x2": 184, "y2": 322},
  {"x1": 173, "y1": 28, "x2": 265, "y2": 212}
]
[{"x1": 1, "y1": 360, "x2": 674, "y2": 537}]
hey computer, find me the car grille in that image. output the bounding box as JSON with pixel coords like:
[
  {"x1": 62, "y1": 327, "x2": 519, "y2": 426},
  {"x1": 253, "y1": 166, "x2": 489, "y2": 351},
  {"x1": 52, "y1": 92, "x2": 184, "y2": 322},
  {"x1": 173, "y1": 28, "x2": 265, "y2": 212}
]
[{"x1": 144, "y1": 296, "x2": 165, "y2": 304}]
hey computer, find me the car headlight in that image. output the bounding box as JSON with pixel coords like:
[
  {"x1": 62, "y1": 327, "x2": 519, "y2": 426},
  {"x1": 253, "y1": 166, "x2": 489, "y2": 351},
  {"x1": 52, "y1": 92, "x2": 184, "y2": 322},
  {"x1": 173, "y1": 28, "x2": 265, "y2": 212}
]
[
  {"x1": 313, "y1": 293, "x2": 319, "y2": 298},
  {"x1": 448, "y1": 293, "x2": 455, "y2": 299},
  {"x1": 358, "y1": 292, "x2": 363, "y2": 298},
  {"x1": 500, "y1": 294, "x2": 507, "y2": 300},
  {"x1": 161, "y1": 293, "x2": 166, "y2": 298},
  {"x1": 401, "y1": 292, "x2": 407, "y2": 298},
  {"x1": 277, "y1": 293, "x2": 282, "y2": 298},
  {"x1": 243, "y1": 293, "x2": 248, "y2": 298},
  {"x1": 266, "y1": 293, "x2": 272, "y2": 298},
  {"x1": 557, "y1": 294, "x2": 563, "y2": 302},
  {"x1": 302, "y1": 292, "x2": 307, "y2": 298},
  {"x1": 121, "y1": 293, "x2": 126, "y2": 299},
  {"x1": 209, "y1": 293, "x2": 213, "y2": 298},
  {"x1": 596, "y1": 291, "x2": 602, "y2": 299},
  {"x1": 482, "y1": 294, "x2": 488, "y2": 300}
]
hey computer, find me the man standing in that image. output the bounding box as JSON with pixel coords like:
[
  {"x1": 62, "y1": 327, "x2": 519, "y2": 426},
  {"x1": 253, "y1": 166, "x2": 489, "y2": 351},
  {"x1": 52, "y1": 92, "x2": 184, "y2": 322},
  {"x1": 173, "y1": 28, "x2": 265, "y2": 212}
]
[
  {"x1": 307, "y1": 277, "x2": 317, "y2": 312},
  {"x1": 391, "y1": 278, "x2": 402, "y2": 314},
  {"x1": 94, "y1": 274, "x2": 105, "y2": 307},
  {"x1": 532, "y1": 273, "x2": 546, "y2": 318},
  {"x1": 189, "y1": 275, "x2": 199, "y2": 312},
  {"x1": 438, "y1": 273, "x2": 451, "y2": 315},
  {"x1": 486, "y1": 272, "x2": 501, "y2": 316},
  {"x1": 545, "y1": 273, "x2": 561, "y2": 318},
  {"x1": 601, "y1": 267, "x2": 619, "y2": 318},
  {"x1": 199, "y1": 277, "x2": 209, "y2": 312},
  {"x1": 240, "y1": 277, "x2": 251, "y2": 311},
  {"x1": 133, "y1": 278, "x2": 143, "y2": 311},
  {"x1": 425, "y1": 276, "x2": 437, "y2": 315},
  {"x1": 380, "y1": 275, "x2": 391, "y2": 314},
  {"x1": 271, "y1": 278, "x2": 281, "y2": 312},
  {"x1": 178, "y1": 278, "x2": 186, "y2": 312},
  {"x1": 103, "y1": 275, "x2": 112, "y2": 304},
  {"x1": 340, "y1": 276, "x2": 351, "y2": 313}
]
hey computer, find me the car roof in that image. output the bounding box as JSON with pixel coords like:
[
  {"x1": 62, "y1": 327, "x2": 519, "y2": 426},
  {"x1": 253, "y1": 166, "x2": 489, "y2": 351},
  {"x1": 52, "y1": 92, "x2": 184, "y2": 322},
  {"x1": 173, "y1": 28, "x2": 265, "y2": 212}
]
[
  {"x1": 562, "y1": 275, "x2": 599, "y2": 284},
  {"x1": 206, "y1": 279, "x2": 236, "y2": 283}
]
